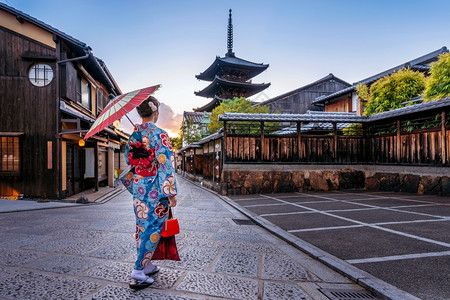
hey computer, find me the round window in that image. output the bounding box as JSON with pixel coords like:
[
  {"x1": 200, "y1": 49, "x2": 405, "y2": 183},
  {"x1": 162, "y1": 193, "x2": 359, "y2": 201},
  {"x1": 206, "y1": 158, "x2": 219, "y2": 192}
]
[{"x1": 28, "y1": 63, "x2": 54, "y2": 87}]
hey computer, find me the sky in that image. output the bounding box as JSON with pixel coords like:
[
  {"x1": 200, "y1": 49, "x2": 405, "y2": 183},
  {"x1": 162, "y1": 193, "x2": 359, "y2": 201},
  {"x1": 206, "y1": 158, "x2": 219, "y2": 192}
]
[{"x1": 2, "y1": 0, "x2": 450, "y2": 136}]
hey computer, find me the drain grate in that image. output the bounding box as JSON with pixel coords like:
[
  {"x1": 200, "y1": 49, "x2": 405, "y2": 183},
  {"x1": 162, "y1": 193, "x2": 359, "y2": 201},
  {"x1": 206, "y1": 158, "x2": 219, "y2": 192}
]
[
  {"x1": 232, "y1": 218, "x2": 255, "y2": 225},
  {"x1": 319, "y1": 289, "x2": 381, "y2": 300}
]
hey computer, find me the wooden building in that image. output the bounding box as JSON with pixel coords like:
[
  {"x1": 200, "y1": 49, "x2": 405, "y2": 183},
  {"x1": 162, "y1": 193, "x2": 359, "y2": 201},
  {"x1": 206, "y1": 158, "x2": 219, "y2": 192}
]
[
  {"x1": 0, "y1": 3, "x2": 127, "y2": 199},
  {"x1": 255, "y1": 73, "x2": 350, "y2": 114},
  {"x1": 194, "y1": 9, "x2": 270, "y2": 112},
  {"x1": 313, "y1": 47, "x2": 449, "y2": 114}
]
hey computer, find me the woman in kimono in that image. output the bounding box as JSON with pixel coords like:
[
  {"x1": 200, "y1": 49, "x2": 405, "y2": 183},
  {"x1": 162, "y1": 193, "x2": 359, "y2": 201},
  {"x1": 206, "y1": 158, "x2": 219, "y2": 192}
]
[{"x1": 122, "y1": 96, "x2": 177, "y2": 289}]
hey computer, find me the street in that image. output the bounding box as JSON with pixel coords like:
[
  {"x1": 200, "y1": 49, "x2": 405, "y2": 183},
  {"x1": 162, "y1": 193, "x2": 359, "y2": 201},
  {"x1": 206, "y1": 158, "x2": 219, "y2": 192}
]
[
  {"x1": 228, "y1": 190, "x2": 450, "y2": 300},
  {"x1": 0, "y1": 177, "x2": 373, "y2": 300}
]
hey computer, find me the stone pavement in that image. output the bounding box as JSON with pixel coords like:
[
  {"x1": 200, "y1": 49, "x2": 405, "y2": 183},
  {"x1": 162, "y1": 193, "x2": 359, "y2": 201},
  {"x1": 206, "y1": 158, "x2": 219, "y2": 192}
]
[{"x1": 0, "y1": 177, "x2": 378, "y2": 300}]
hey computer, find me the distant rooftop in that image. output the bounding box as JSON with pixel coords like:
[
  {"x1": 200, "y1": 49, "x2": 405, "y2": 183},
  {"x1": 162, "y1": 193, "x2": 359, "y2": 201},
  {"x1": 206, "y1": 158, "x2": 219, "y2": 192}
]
[
  {"x1": 313, "y1": 47, "x2": 448, "y2": 105},
  {"x1": 257, "y1": 73, "x2": 350, "y2": 106},
  {"x1": 220, "y1": 97, "x2": 450, "y2": 123}
]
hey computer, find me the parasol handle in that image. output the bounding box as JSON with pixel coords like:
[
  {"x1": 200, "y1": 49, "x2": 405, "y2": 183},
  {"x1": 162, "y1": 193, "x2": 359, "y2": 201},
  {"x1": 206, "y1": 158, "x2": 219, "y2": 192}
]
[{"x1": 124, "y1": 114, "x2": 134, "y2": 126}]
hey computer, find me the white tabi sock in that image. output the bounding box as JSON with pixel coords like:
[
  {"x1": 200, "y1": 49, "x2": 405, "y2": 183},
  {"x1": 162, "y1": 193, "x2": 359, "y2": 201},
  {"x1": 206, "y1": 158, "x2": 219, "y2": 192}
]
[
  {"x1": 143, "y1": 261, "x2": 158, "y2": 274},
  {"x1": 131, "y1": 269, "x2": 154, "y2": 283}
]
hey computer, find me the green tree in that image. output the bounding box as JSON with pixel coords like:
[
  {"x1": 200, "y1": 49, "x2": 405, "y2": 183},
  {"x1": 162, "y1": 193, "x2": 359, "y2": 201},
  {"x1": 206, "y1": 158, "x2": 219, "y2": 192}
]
[
  {"x1": 342, "y1": 123, "x2": 363, "y2": 136},
  {"x1": 180, "y1": 118, "x2": 202, "y2": 145},
  {"x1": 170, "y1": 135, "x2": 182, "y2": 150},
  {"x1": 208, "y1": 97, "x2": 270, "y2": 133},
  {"x1": 361, "y1": 68, "x2": 426, "y2": 116},
  {"x1": 424, "y1": 52, "x2": 450, "y2": 101}
]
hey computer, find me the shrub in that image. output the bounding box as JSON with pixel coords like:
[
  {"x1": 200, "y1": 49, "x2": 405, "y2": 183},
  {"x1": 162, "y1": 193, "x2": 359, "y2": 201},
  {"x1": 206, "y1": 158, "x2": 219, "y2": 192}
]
[
  {"x1": 424, "y1": 52, "x2": 450, "y2": 101},
  {"x1": 362, "y1": 68, "x2": 426, "y2": 116},
  {"x1": 342, "y1": 123, "x2": 363, "y2": 136},
  {"x1": 208, "y1": 97, "x2": 270, "y2": 133}
]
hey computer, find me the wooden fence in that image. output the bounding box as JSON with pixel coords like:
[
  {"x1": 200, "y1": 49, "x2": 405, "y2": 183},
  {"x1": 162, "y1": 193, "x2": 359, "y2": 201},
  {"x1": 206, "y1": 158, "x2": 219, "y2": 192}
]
[
  {"x1": 223, "y1": 127, "x2": 449, "y2": 166},
  {"x1": 178, "y1": 105, "x2": 450, "y2": 182}
]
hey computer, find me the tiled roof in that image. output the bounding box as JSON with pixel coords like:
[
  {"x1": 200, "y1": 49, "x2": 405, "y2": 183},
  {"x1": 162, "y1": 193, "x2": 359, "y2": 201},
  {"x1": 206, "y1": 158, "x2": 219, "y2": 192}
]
[
  {"x1": 313, "y1": 47, "x2": 448, "y2": 104},
  {"x1": 219, "y1": 112, "x2": 367, "y2": 123},
  {"x1": 195, "y1": 75, "x2": 270, "y2": 98},
  {"x1": 183, "y1": 111, "x2": 211, "y2": 124},
  {"x1": 257, "y1": 74, "x2": 351, "y2": 106},
  {"x1": 196, "y1": 55, "x2": 269, "y2": 81},
  {"x1": 274, "y1": 122, "x2": 350, "y2": 135},
  {"x1": 219, "y1": 97, "x2": 450, "y2": 123},
  {"x1": 197, "y1": 130, "x2": 224, "y2": 144}
]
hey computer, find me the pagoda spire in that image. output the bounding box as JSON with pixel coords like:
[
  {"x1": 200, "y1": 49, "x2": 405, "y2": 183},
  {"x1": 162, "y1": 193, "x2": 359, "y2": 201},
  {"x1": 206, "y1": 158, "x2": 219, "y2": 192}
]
[{"x1": 226, "y1": 9, "x2": 234, "y2": 57}]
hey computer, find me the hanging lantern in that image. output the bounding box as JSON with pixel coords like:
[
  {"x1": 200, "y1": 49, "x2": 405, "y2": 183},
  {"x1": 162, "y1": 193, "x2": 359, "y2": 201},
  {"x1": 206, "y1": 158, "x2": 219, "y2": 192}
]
[{"x1": 78, "y1": 139, "x2": 85, "y2": 147}]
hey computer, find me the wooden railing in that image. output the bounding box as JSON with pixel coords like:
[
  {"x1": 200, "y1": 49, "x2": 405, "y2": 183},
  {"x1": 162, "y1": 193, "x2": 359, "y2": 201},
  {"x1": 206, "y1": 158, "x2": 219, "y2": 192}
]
[{"x1": 223, "y1": 126, "x2": 449, "y2": 166}]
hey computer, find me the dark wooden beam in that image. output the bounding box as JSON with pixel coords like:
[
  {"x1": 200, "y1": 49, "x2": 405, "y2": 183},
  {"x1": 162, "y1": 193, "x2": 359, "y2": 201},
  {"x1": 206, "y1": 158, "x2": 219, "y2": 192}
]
[
  {"x1": 397, "y1": 119, "x2": 401, "y2": 163},
  {"x1": 260, "y1": 121, "x2": 265, "y2": 161},
  {"x1": 442, "y1": 111, "x2": 447, "y2": 165}
]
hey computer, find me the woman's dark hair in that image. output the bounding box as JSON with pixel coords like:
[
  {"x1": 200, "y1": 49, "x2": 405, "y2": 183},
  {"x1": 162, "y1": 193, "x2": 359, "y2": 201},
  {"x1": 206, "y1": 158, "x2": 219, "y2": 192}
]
[{"x1": 136, "y1": 96, "x2": 160, "y2": 118}]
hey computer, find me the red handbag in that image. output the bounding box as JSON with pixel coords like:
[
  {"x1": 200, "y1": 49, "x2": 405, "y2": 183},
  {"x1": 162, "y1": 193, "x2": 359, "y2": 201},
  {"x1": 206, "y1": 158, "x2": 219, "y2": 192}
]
[
  {"x1": 161, "y1": 209, "x2": 179, "y2": 237},
  {"x1": 152, "y1": 235, "x2": 180, "y2": 261},
  {"x1": 153, "y1": 209, "x2": 180, "y2": 261}
]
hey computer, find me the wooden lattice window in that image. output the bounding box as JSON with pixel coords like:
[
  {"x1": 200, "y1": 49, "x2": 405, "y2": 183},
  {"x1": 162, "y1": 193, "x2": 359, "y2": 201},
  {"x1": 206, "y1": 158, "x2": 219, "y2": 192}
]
[{"x1": 1, "y1": 136, "x2": 20, "y2": 175}]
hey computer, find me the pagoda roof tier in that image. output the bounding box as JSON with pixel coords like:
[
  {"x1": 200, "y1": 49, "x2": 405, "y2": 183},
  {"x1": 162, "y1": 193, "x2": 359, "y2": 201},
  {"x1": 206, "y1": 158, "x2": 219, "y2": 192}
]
[
  {"x1": 194, "y1": 76, "x2": 270, "y2": 99},
  {"x1": 194, "y1": 96, "x2": 224, "y2": 112},
  {"x1": 196, "y1": 56, "x2": 269, "y2": 81}
]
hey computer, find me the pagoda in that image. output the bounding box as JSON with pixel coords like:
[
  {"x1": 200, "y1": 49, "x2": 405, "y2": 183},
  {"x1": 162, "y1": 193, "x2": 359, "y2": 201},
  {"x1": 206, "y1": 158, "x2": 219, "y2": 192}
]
[{"x1": 194, "y1": 9, "x2": 270, "y2": 112}]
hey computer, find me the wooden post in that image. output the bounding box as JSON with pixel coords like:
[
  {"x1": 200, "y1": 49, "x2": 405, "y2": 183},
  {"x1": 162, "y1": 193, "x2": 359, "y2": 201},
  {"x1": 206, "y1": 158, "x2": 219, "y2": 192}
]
[
  {"x1": 107, "y1": 148, "x2": 114, "y2": 187},
  {"x1": 396, "y1": 119, "x2": 401, "y2": 163},
  {"x1": 260, "y1": 121, "x2": 265, "y2": 161},
  {"x1": 94, "y1": 141, "x2": 99, "y2": 191},
  {"x1": 223, "y1": 121, "x2": 227, "y2": 163},
  {"x1": 333, "y1": 123, "x2": 337, "y2": 162},
  {"x1": 193, "y1": 149, "x2": 196, "y2": 175},
  {"x1": 297, "y1": 122, "x2": 302, "y2": 161},
  {"x1": 442, "y1": 111, "x2": 447, "y2": 165}
]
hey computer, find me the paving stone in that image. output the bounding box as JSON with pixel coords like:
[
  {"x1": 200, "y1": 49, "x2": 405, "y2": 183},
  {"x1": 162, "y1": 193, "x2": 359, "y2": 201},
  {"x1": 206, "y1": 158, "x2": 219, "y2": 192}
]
[
  {"x1": 0, "y1": 233, "x2": 18, "y2": 243},
  {"x1": 262, "y1": 253, "x2": 315, "y2": 281},
  {"x1": 23, "y1": 237, "x2": 83, "y2": 252},
  {"x1": 6, "y1": 226, "x2": 60, "y2": 235},
  {"x1": 85, "y1": 261, "x2": 134, "y2": 282},
  {"x1": 104, "y1": 232, "x2": 134, "y2": 242},
  {"x1": 212, "y1": 232, "x2": 268, "y2": 243},
  {"x1": 165, "y1": 247, "x2": 218, "y2": 271},
  {"x1": 28, "y1": 254, "x2": 101, "y2": 275},
  {"x1": 215, "y1": 240, "x2": 282, "y2": 254},
  {"x1": 0, "y1": 267, "x2": 16, "y2": 280},
  {"x1": 181, "y1": 230, "x2": 213, "y2": 240},
  {"x1": 152, "y1": 267, "x2": 184, "y2": 289},
  {"x1": 180, "y1": 224, "x2": 219, "y2": 233},
  {"x1": 50, "y1": 229, "x2": 112, "y2": 239},
  {"x1": 1, "y1": 234, "x2": 53, "y2": 248},
  {"x1": 176, "y1": 272, "x2": 258, "y2": 300},
  {"x1": 57, "y1": 237, "x2": 114, "y2": 255},
  {"x1": 110, "y1": 222, "x2": 135, "y2": 233},
  {"x1": 213, "y1": 249, "x2": 258, "y2": 277},
  {"x1": 263, "y1": 282, "x2": 312, "y2": 300},
  {"x1": 0, "y1": 272, "x2": 100, "y2": 300},
  {"x1": 90, "y1": 242, "x2": 135, "y2": 259},
  {"x1": 87, "y1": 284, "x2": 205, "y2": 300},
  {"x1": 0, "y1": 247, "x2": 48, "y2": 266},
  {"x1": 218, "y1": 227, "x2": 258, "y2": 235},
  {"x1": 86, "y1": 220, "x2": 122, "y2": 231},
  {"x1": 176, "y1": 237, "x2": 215, "y2": 249}
]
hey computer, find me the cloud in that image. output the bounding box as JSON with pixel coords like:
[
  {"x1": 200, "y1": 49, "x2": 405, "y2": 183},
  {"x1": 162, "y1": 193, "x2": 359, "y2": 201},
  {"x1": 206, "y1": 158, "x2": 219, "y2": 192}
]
[
  {"x1": 119, "y1": 103, "x2": 183, "y2": 137},
  {"x1": 156, "y1": 103, "x2": 183, "y2": 137}
]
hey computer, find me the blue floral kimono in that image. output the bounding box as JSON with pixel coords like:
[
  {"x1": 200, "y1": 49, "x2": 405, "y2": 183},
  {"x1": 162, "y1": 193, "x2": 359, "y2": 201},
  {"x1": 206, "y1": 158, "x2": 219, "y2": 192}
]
[{"x1": 121, "y1": 122, "x2": 177, "y2": 270}]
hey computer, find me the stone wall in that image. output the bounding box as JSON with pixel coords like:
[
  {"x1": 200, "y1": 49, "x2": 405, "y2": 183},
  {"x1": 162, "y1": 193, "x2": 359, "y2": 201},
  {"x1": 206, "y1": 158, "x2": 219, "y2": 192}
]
[{"x1": 220, "y1": 164, "x2": 450, "y2": 196}]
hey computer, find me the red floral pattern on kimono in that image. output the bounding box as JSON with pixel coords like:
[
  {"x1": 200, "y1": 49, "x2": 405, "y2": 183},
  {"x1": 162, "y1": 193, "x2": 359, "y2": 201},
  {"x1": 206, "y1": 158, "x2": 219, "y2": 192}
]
[
  {"x1": 127, "y1": 141, "x2": 157, "y2": 177},
  {"x1": 154, "y1": 201, "x2": 169, "y2": 218},
  {"x1": 159, "y1": 132, "x2": 173, "y2": 151}
]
